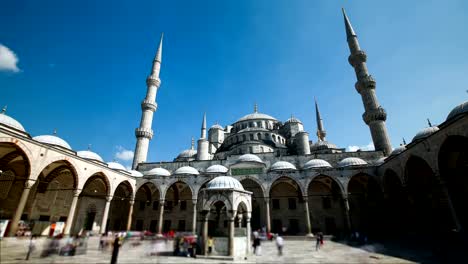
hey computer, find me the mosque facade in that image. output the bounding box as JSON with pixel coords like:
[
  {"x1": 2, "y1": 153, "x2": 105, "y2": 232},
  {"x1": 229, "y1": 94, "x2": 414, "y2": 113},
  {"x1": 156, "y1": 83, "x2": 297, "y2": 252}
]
[{"x1": 0, "y1": 10, "x2": 467, "y2": 250}]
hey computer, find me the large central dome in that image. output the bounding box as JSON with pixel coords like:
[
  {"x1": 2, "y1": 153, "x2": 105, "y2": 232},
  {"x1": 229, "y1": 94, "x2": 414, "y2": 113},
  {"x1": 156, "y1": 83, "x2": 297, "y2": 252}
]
[{"x1": 236, "y1": 112, "x2": 277, "y2": 122}]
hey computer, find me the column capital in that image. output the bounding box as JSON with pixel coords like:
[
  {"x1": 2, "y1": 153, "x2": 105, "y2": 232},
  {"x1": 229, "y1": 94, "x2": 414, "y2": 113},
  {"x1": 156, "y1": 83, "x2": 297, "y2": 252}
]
[
  {"x1": 106, "y1": 195, "x2": 113, "y2": 202},
  {"x1": 24, "y1": 179, "x2": 35, "y2": 189},
  {"x1": 192, "y1": 199, "x2": 197, "y2": 205},
  {"x1": 73, "y1": 189, "x2": 82, "y2": 197},
  {"x1": 129, "y1": 200, "x2": 135, "y2": 205}
]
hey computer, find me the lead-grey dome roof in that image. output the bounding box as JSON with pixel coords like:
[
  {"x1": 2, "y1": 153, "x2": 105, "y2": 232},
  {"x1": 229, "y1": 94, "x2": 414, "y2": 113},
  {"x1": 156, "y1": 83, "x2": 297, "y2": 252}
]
[
  {"x1": 128, "y1": 170, "x2": 143, "y2": 177},
  {"x1": 303, "y1": 159, "x2": 332, "y2": 169},
  {"x1": 177, "y1": 149, "x2": 197, "y2": 159},
  {"x1": 447, "y1": 101, "x2": 468, "y2": 121},
  {"x1": 144, "y1": 167, "x2": 171, "y2": 177},
  {"x1": 270, "y1": 161, "x2": 297, "y2": 171},
  {"x1": 237, "y1": 112, "x2": 277, "y2": 122},
  {"x1": 33, "y1": 135, "x2": 72, "y2": 150},
  {"x1": 207, "y1": 176, "x2": 244, "y2": 190},
  {"x1": 0, "y1": 112, "x2": 26, "y2": 132},
  {"x1": 107, "y1": 161, "x2": 126, "y2": 171},
  {"x1": 206, "y1": 164, "x2": 229, "y2": 174},
  {"x1": 310, "y1": 140, "x2": 337, "y2": 151},
  {"x1": 77, "y1": 150, "x2": 104, "y2": 162},
  {"x1": 174, "y1": 166, "x2": 199, "y2": 175},
  {"x1": 390, "y1": 145, "x2": 406, "y2": 156},
  {"x1": 412, "y1": 126, "x2": 439, "y2": 142},
  {"x1": 338, "y1": 157, "x2": 368, "y2": 168},
  {"x1": 237, "y1": 154, "x2": 263, "y2": 163},
  {"x1": 285, "y1": 117, "x2": 302, "y2": 124},
  {"x1": 210, "y1": 124, "x2": 224, "y2": 130}
]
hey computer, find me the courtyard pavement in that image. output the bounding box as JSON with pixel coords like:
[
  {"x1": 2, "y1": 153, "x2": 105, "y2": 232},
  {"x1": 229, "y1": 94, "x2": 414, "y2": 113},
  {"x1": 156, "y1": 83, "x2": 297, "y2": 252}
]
[{"x1": 0, "y1": 236, "x2": 437, "y2": 263}]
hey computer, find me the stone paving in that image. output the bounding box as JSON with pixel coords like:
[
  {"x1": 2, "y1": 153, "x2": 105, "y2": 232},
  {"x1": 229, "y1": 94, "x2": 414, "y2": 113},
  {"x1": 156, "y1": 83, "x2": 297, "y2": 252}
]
[{"x1": 0, "y1": 237, "x2": 436, "y2": 263}]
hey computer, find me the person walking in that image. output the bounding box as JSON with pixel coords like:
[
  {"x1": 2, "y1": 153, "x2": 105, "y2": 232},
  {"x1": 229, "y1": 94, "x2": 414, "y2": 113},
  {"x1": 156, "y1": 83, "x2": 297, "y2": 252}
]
[
  {"x1": 110, "y1": 235, "x2": 121, "y2": 264},
  {"x1": 207, "y1": 236, "x2": 214, "y2": 255},
  {"x1": 25, "y1": 235, "x2": 36, "y2": 260},
  {"x1": 315, "y1": 232, "x2": 321, "y2": 251},
  {"x1": 275, "y1": 234, "x2": 284, "y2": 256}
]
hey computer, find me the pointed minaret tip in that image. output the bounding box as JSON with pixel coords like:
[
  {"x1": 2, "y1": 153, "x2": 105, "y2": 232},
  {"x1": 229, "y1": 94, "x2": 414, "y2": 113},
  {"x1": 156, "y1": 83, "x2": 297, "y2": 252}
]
[
  {"x1": 191, "y1": 137, "x2": 195, "y2": 150},
  {"x1": 342, "y1": 8, "x2": 356, "y2": 39},
  {"x1": 1, "y1": 105, "x2": 6, "y2": 114},
  {"x1": 155, "y1": 33, "x2": 163, "y2": 63}
]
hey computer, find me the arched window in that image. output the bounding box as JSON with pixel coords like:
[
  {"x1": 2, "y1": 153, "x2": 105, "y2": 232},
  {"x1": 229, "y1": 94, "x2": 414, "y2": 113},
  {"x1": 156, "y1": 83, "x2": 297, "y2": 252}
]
[
  {"x1": 260, "y1": 146, "x2": 264, "y2": 153},
  {"x1": 257, "y1": 133, "x2": 262, "y2": 140},
  {"x1": 250, "y1": 134, "x2": 254, "y2": 140},
  {"x1": 249, "y1": 146, "x2": 253, "y2": 153},
  {"x1": 242, "y1": 134, "x2": 247, "y2": 141}
]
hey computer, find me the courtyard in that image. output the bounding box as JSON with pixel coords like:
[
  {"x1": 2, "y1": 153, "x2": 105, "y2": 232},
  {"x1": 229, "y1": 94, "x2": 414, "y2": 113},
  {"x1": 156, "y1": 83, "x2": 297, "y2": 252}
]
[{"x1": 0, "y1": 236, "x2": 439, "y2": 264}]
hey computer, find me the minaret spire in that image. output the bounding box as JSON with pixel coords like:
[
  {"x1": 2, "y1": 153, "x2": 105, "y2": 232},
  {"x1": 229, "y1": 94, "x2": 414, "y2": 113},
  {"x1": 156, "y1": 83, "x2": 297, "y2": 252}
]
[
  {"x1": 132, "y1": 33, "x2": 164, "y2": 169},
  {"x1": 191, "y1": 137, "x2": 195, "y2": 150},
  {"x1": 315, "y1": 98, "x2": 327, "y2": 141},
  {"x1": 343, "y1": 9, "x2": 392, "y2": 155},
  {"x1": 201, "y1": 112, "x2": 207, "y2": 139},
  {"x1": 197, "y1": 113, "x2": 210, "y2": 160}
]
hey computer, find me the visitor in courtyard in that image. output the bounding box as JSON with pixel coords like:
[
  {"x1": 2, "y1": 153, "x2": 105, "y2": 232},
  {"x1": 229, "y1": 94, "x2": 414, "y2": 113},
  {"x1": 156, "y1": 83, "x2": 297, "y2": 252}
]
[
  {"x1": 110, "y1": 235, "x2": 121, "y2": 264},
  {"x1": 25, "y1": 235, "x2": 36, "y2": 260},
  {"x1": 207, "y1": 236, "x2": 214, "y2": 255},
  {"x1": 275, "y1": 234, "x2": 284, "y2": 256},
  {"x1": 253, "y1": 229, "x2": 262, "y2": 255},
  {"x1": 316, "y1": 232, "x2": 321, "y2": 251}
]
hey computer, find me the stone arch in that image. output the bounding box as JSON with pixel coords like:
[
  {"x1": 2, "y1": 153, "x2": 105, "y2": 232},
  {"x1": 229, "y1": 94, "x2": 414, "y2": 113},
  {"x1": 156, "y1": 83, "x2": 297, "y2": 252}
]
[
  {"x1": 238, "y1": 176, "x2": 267, "y2": 198},
  {"x1": 438, "y1": 135, "x2": 468, "y2": 231},
  {"x1": 81, "y1": 172, "x2": 111, "y2": 196},
  {"x1": 268, "y1": 175, "x2": 304, "y2": 197},
  {"x1": 382, "y1": 169, "x2": 407, "y2": 236},
  {"x1": 33, "y1": 156, "x2": 81, "y2": 184},
  {"x1": 113, "y1": 180, "x2": 134, "y2": 200},
  {"x1": 307, "y1": 174, "x2": 346, "y2": 235},
  {"x1": 239, "y1": 178, "x2": 265, "y2": 230},
  {"x1": 203, "y1": 193, "x2": 233, "y2": 213},
  {"x1": 0, "y1": 137, "x2": 34, "y2": 166},
  {"x1": 163, "y1": 180, "x2": 194, "y2": 232},
  {"x1": 347, "y1": 173, "x2": 384, "y2": 236},
  {"x1": 108, "y1": 181, "x2": 133, "y2": 231},
  {"x1": 162, "y1": 179, "x2": 194, "y2": 200},
  {"x1": 132, "y1": 181, "x2": 161, "y2": 232},
  {"x1": 306, "y1": 174, "x2": 345, "y2": 196}
]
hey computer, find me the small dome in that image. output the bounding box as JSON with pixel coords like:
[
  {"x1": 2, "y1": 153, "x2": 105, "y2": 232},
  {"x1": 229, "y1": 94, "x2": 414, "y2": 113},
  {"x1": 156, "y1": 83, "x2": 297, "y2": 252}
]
[
  {"x1": 0, "y1": 112, "x2": 26, "y2": 132},
  {"x1": 374, "y1": 157, "x2": 386, "y2": 166},
  {"x1": 206, "y1": 164, "x2": 229, "y2": 174},
  {"x1": 303, "y1": 159, "x2": 332, "y2": 170},
  {"x1": 210, "y1": 124, "x2": 224, "y2": 130},
  {"x1": 237, "y1": 112, "x2": 277, "y2": 122},
  {"x1": 285, "y1": 117, "x2": 302, "y2": 124},
  {"x1": 390, "y1": 145, "x2": 406, "y2": 156},
  {"x1": 174, "y1": 166, "x2": 199, "y2": 175},
  {"x1": 107, "y1": 161, "x2": 126, "y2": 171},
  {"x1": 237, "y1": 154, "x2": 263, "y2": 163},
  {"x1": 144, "y1": 167, "x2": 171, "y2": 177},
  {"x1": 77, "y1": 150, "x2": 104, "y2": 162},
  {"x1": 207, "y1": 176, "x2": 244, "y2": 190},
  {"x1": 128, "y1": 170, "x2": 143, "y2": 177},
  {"x1": 412, "y1": 126, "x2": 439, "y2": 142},
  {"x1": 338, "y1": 157, "x2": 368, "y2": 168},
  {"x1": 177, "y1": 149, "x2": 197, "y2": 159},
  {"x1": 270, "y1": 161, "x2": 297, "y2": 171},
  {"x1": 447, "y1": 101, "x2": 468, "y2": 121},
  {"x1": 311, "y1": 140, "x2": 337, "y2": 151},
  {"x1": 33, "y1": 135, "x2": 72, "y2": 150}
]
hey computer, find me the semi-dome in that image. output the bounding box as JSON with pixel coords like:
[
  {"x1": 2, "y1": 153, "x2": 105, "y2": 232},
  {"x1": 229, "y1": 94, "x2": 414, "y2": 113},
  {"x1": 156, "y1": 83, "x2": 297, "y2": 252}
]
[
  {"x1": 237, "y1": 112, "x2": 277, "y2": 122},
  {"x1": 206, "y1": 164, "x2": 228, "y2": 174},
  {"x1": 107, "y1": 161, "x2": 126, "y2": 171},
  {"x1": 237, "y1": 154, "x2": 263, "y2": 163},
  {"x1": 144, "y1": 167, "x2": 171, "y2": 177},
  {"x1": 33, "y1": 135, "x2": 72, "y2": 150},
  {"x1": 210, "y1": 124, "x2": 224, "y2": 130},
  {"x1": 174, "y1": 166, "x2": 199, "y2": 175},
  {"x1": 412, "y1": 126, "x2": 439, "y2": 142},
  {"x1": 177, "y1": 149, "x2": 197, "y2": 159},
  {"x1": 390, "y1": 145, "x2": 406, "y2": 156},
  {"x1": 206, "y1": 176, "x2": 244, "y2": 190},
  {"x1": 311, "y1": 140, "x2": 337, "y2": 151},
  {"x1": 270, "y1": 161, "x2": 297, "y2": 171},
  {"x1": 77, "y1": 150, "x2": 104, "y2": 162},
  {"x1": 447, "y1": 101, "x2": 468, "y2": 121},
  {"x1": 303, "y1": 159, "x2": 332, "y2": 170},
  {"x1": 0, "y1": 111, "x2": 26, "y2": 132},
  {"x1": 338, "y1": 157, "x2": 368, "y2": 168},
  {"x1": 128, "y1": 170, "x2": 143, "y2": 177}
]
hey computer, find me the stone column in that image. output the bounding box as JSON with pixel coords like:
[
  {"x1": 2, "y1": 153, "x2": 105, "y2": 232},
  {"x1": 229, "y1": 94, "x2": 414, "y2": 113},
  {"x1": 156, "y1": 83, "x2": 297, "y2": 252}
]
[
  {"x1": 203, "y1": 214, "x2": 209, "y2": 255},
  {"x1": 440, "y1": 179, "x2": 461, "y2": 231},
  {"x1": 246, "y1": 213, "x2": 251, "y2": 254},
  {"x1": 228, "y1": 215, "x2": 235, "y2": 257},
  {"x1": 100, "y1": 195, "x2": 112, "y2": 234},
  {"x1": 192, "y1": 200, "x2": 197, "y2": 235},
  {"x1": 342, "y1": 194, "x2": 352, "y2": 233},
  {"x1": 265, "y1": 197, "x2": 271, "y2": 233},
  {"x1": 126, "y1": 200, "x2": 135, "y2": 231},
  {"x1": 157, "y1": 200, "x2": 165, "y2": 236},
  {"x1": 237, "y1": 214, "x2": 243, "y2": 228},
  {"x1": 303, "y1": 196, "x2": 313, "y2": 237},
  {"x1": 64, "y1": 189, "x2": 81, "y2": 235},
  {"x1": 9, "y1": 180, "x2": 35, "y2": 236}
]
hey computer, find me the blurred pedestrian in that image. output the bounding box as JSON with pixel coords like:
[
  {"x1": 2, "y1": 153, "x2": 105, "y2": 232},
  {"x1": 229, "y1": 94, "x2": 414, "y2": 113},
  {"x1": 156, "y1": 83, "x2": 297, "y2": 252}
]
[
  {"x1": 110, "y1": 235, "x2": 121, "y2": 264},
  {"x1": 315, "y1": 232, "x2": 321, "y2": 251},
  {"x1": 25, "y1": 235, "x2": 36, "y2": 260},
  {"x1": 275, "y1": 234, "x2": 284, "y2": 256}
]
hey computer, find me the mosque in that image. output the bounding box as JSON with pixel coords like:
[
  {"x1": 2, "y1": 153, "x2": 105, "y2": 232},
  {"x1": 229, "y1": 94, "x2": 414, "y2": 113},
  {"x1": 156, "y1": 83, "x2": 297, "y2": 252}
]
[{"x1": 0, "y1": 9, "x2": 467, "y2": 257}]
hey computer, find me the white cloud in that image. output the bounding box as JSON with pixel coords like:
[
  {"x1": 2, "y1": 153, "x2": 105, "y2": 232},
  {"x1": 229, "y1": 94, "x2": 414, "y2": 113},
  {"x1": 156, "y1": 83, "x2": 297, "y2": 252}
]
[
  {"x1": 0, "y1": 44, "x2": 20, "y2": 72},
  {"x1": 114, "y1": 146, "x2": 134, "y2": 161},
  {"x1": 347, "y1": 142, "x2": 375, "y2": 152}
]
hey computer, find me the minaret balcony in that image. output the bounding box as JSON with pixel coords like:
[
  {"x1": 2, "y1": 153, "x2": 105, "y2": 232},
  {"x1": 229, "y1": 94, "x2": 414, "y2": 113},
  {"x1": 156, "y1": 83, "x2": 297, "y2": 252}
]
[
  {"x1": 355, "y1": 75, "x2": 376, "y2": 94},
  {"x1": 141, "y1": 100, "x2": 157, "y2": 112},
  {"x1": 135, "y1": 128, "x2": 154, "y2": 139},
  {"x1": 146, "y1": 76, "x2": 161, "y2": 87},
  {"x1": 348, "y1": 50, "x2": 367, "y2": 67},
  {"x1": 362, "y1": 107, "x2": 387, "y2": 124}
]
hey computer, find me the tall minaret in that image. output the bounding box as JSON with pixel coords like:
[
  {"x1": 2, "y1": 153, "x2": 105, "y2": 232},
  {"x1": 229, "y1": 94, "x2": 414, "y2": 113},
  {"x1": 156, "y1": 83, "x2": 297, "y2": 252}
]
[
  {"x1": 197, "y1": 112, "x2": 210, "y2": 160},
  {"x1": 314, "y1": 98, "x2": 327, "y2": 142},
  {"x1": 132, "y1": 34, "x2": 164, "y2": 169},
  {"x1": 342, "y1": 9, "x2": 392, "y2": 155}
]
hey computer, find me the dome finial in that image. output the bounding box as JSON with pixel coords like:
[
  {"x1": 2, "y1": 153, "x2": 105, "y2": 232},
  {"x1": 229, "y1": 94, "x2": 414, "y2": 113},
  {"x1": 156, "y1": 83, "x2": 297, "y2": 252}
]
[
  {"x1": 402, "y1": 137, "x2": 407, "y2": 145},
  {"x1": 53, "y1": 128, "x2": 57, "y2": 135},
  {"x1": 427, "y1": 118, "x2": 432, "y2": 127},
  {"x1": 88, "y1": 144, "x2": 92, "y2": 150},
  {"x1": 315, "y1": 98, "x2": 326, "y2": 141},
  {"x1": 254, "y1": 103, "x2": 258, "y2": 113},
  {"x1": 191, "y1": 137, "x2": 195, "y2": 150},
  {"x1": 1, "y1": 105, "x2": 7, "y2": 114}
]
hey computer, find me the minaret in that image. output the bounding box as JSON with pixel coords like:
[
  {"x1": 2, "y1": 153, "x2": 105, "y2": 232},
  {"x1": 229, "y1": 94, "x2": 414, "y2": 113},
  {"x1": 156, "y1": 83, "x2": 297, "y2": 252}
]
[
  {"x1": 132, "y1": 34, "x2": 163, "y2": 169},
  {"x1": 315, "y1": 98, "x2": 327, "y2": 141},
  {"x1": 342, "y1": 9, "x2": 392, "y2": 155},
  {"x1": 197, "y1": 112, "x2": 210, "y2": 160}
]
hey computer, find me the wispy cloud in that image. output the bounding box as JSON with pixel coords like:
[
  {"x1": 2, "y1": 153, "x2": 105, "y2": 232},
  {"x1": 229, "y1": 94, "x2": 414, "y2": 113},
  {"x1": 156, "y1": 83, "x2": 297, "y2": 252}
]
[
  {"x1": 0, "y1": 44, "x2": 20, "y2": 73},
  {"x1": 114, "y1": 146, "x2": 134, "y2": 161},
  {"x1": 347, "y1": 142, "x2": 375, "y2": 152}
]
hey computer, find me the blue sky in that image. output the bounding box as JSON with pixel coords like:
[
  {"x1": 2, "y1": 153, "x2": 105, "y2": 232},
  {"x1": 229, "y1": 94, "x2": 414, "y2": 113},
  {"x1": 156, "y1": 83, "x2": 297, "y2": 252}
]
[{"x1": 1, "y1": 0, "x2": 467, "y2": 167}]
